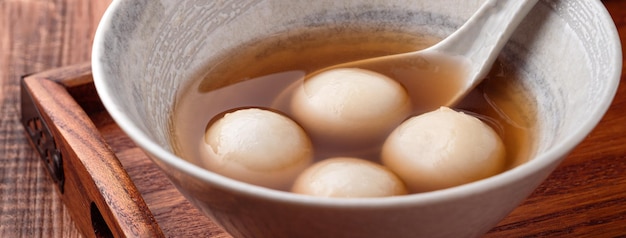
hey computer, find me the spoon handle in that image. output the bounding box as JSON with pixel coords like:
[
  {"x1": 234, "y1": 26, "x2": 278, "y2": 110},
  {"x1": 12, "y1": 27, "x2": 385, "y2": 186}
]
[{"x1": 430, "y1": 0, "x2": 539, "y2": 81}]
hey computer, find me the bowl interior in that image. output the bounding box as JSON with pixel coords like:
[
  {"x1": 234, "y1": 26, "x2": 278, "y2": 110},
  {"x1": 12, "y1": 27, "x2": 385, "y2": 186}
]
[{"x1": 93, "y1": 0, "x2": 621, "y2": 201}]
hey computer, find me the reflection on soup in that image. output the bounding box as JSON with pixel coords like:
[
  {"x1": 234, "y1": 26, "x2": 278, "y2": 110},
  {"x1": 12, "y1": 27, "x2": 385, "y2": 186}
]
[{"x1": 170, "y1": 27, "x2": 536, "y2": 194}]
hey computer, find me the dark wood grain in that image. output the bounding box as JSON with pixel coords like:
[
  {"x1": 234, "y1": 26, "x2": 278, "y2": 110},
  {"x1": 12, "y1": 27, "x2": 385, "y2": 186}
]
[
  {"x1": 20, "y1": 66, "x2": 231, "y2": 237},
  {"x1": 22, "y1": 68, "x2": 165, "y2": 237},
  {"x1": 1, "y1": 0, "x2": 625, "y2": 237},
  {"x1": 0, "y1": 1, "x2": 111, "y2": 237}
]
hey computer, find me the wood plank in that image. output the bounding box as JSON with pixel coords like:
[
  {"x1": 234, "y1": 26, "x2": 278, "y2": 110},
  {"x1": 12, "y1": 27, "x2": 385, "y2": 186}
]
[
  {"x1": 21, "y1": 68, "x2": 164, "y2": 237},
  {"x1": 0, "y1": 1, "x2": 111, "y2": 237},
  {"x1": 20, "y1": 63, "x2": 232, "y2": 236}
]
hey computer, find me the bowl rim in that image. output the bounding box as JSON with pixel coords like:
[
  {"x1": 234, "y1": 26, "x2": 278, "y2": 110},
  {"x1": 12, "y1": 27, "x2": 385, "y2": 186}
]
[{"x1": 91, "y1": 0, "x2": 622, "y2": 208}]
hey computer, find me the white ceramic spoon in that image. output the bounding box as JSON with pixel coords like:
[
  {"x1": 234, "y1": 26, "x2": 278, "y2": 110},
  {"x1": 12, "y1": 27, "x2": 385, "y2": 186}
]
[{"x1": 306, "y1": 0, "x2": 539, "y2": 112}]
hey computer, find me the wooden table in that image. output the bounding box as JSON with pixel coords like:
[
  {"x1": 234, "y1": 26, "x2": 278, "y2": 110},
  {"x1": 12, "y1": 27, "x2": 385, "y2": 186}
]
[{"x1": 1, "y1": 0, "x2": 625, "y2": 237}]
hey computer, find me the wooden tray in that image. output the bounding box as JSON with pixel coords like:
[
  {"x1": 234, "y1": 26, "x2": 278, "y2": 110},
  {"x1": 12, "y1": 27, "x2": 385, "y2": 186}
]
[
  {"x1": 20, "y1": 63, "x2": 231, "y2": 237},
  {"x1": 21, "y1": 63, "x2": 626, "y2": 237}
]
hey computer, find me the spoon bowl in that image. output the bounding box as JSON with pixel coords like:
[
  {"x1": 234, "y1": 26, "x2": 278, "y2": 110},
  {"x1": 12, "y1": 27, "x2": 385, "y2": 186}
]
[{"x1": 307, "y1": 0, "x2": 539, "y2": 112}]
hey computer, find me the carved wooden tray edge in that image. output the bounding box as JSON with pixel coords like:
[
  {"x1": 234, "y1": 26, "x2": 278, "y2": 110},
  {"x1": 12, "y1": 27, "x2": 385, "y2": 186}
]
[{"x1": 20, "y1": 63, "x2": 229, "y2": 238}]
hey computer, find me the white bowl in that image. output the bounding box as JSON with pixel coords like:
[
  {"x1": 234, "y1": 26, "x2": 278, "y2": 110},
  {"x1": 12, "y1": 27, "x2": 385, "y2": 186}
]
[{"x1": 92, "y1": 0, "x2": 621, "y2": 237}]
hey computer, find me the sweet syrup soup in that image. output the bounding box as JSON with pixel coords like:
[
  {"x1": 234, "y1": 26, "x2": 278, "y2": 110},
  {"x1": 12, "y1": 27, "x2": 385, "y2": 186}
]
[{"x1": 170, "y1": 27, "x2": 537, "y2": 192}]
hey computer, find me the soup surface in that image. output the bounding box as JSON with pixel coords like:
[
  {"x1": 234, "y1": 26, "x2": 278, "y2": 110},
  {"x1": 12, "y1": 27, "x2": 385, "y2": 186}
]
[{"x1": 170, "y1": 26, "x2": 537, "y2": 192}]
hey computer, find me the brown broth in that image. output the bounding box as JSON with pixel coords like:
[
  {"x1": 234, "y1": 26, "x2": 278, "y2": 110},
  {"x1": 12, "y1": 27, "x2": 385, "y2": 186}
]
[{"x1": 170, "y1": 28, "x2": 537, "y2": 191}]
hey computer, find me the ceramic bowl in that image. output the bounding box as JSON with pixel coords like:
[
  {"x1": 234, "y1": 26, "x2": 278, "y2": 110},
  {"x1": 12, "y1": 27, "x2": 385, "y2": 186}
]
[{"x1": 92, "y1": 0, "x2": 621, "y2": 237}]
